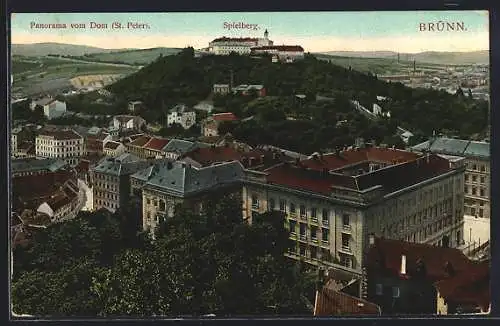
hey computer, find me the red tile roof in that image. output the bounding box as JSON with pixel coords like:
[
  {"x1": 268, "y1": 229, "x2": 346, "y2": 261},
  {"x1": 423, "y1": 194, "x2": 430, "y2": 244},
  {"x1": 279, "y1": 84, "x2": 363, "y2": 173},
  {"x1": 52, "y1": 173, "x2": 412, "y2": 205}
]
[
  {"x1": 38, "y1": 129, "x2": 82, "y2": 140},
  {"x1": 128, "y1": 135, "x2": 152, "y2": 147},
  {"x1": 212, "y1": 112, "x2": 239, "y2": 122},
  {"x1": 104, "y1": 141, "x2": 122, "y2": 150},
  {"x1": 302, "y1": 148, "x2": 420, "y2": 172},
  {"x1": 211, "y1": 37, "x2": 258, "y2": 43},
  {"x1": 314, "y1": 288, "x2": 381, "y2": 316},
  {"x1": 252, "y1": 45, "x2": 304, "y2": 52},
  {"x1": 261, "y1": 149, "x2": 453, "y2": 194},
  {"x1": 434, "y1": 260, "x2": 490, "y2": 311},
  {"x1": 182, "y1": 146, "x2": 263, "y2": 166},
  {"x1": 367, "y1": 238, "x2": 472, "y2": 282},
  {"x1": 264, "y1": 163, "x2": 356, "y2": 195},
  {"x1": 144, "y1": 137, "x2": 170, "y2": 151}
]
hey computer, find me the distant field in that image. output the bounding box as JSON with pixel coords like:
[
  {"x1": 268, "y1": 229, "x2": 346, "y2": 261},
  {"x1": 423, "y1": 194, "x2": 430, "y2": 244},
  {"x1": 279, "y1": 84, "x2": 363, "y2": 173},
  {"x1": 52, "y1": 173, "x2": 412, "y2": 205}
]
[
  {"x1": 315, "y1": 54, "x2": 449, "y2": 75},
  {"x1": 12, "y1": 55, "x2": 137, "y2": 96},
  {"x1": 70, "y1": 74, "x2": 123, "y2": 89},
  {"x1": 80, "y1": 47, "x2": 184, "y2": 65}
]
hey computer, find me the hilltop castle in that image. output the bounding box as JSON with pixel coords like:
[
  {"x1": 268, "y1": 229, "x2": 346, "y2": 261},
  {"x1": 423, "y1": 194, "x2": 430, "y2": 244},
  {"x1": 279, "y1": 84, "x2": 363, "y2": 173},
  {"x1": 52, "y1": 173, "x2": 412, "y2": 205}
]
[{"x1": 206, "y1": 30, "x2": 305, "y2": 62}]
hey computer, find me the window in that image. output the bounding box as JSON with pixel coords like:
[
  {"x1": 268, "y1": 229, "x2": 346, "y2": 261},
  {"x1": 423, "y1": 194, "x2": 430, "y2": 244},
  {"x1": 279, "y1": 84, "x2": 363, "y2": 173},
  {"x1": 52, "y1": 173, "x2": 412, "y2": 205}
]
[
  {"x1": 299, "y1": 244, "x2": 306, "y2": 256},
  {"x1": 342, "y1": 213, "x2": 350, "y2": 228},
  {"x1": 480, "y1": 165, "x2": 486, "y2": 172},
  {"x1": 279, "y1": 200, "x2": 286, "y2": 212},
  {"x1": 376, "y1": 284, "x2": 383, "y2": 296},
  {"x1": 300, "y1": 205, "x2": 306, "y2": 217},
  {"x1": 159, "y1": 200, "x2": 166, "y2": 211},
  {"x1": 251, "y1": 195, "x2": 259, "y2": 209},
  {"x1": 311, "y1": 226, "x2": 317, "y2": 240},
  {"x1": 392, "y1": 287, "x2": 400, "y2": 298},
  {"x1": 146, "y1": 198, "x2": 151, "y2": 205},
  {"x1": 269, "y1": 198, "x2": 275, "y2": 211},
  {"x1": 480, "y1": 188, "x2": 485, "y2": 197},
  {"x1": 341, "y1": 233, "x2": 349, "y2": 249},
  {"x1": 310, "y1": 246, "x2": 317, "y2": 259},
  {"x1": 480, "y1": 176, "x2": 486, "y2": 184},
  {"x1": 472, "y1": 175, "x2": 477, "y2": 182},
  {"x1": 340, "y1": 255, "x2": 351, "y2": 268},
  {"x1": 472, "y1": 187, "x2": 477, "y2": 195},
  {"x1": 471, "y1": 207, "x2": 476, "y2": 216},
  {"x1": 472, "y1": 164, "x2": 477, "y2": 171},
  {"x1": 290, "y1": 203, "x2": 296, "y2": 213},
  {"x1": 300, "y1": 223, "x2": 306, "y2": 237},
  {"x1": 322, "y1": 209, "x2": 329, "y2": 223},
  {"x1": 289, "y1": 220, "x2": 296, "y2": 234},
  {"x1": 322, "y1": 228, "x2": 329, "y2": 242},
  {"x1": 311, "y1": 207, "x2": 317, "y2": 219}
]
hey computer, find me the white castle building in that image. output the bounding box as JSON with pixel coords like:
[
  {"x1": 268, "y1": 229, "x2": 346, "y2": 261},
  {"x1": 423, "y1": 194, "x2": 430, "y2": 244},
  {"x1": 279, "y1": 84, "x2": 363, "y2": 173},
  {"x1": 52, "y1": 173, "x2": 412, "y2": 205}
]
[
  {"x1": 207, "y1": 30, "x2": 305, "y2": 62},
  {"x1": 208, "y1": 29, "x2": 274, "y2": 55}
]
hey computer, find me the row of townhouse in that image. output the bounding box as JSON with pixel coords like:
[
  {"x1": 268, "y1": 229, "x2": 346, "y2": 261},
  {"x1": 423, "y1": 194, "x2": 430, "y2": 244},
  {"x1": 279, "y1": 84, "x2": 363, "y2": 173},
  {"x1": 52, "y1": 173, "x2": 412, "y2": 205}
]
[{"x1": 117, "y1": 145, "x2": 466, "y2": 294}]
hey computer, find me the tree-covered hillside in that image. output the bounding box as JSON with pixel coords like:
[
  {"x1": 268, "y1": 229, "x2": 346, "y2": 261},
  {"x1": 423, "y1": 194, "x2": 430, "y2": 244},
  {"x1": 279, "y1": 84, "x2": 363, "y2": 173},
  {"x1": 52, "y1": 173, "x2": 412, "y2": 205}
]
[{"x1": 107, "y1": 48, "x2": 488, "y2": 142}]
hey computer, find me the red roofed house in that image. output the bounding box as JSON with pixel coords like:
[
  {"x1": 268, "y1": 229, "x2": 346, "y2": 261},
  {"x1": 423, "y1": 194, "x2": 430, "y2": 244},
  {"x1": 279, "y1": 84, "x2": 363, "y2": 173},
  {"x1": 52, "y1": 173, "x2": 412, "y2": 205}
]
[
  {"x1": 103, "y1": 140, "x2": 126, "y2": 157},
  {"x1": 251, "y1": 45, "x2": 305, "y2": 62},
  {"x1": 143, "y1": 137, "x2": 171, "y2": 159},
  {"x1": 242, "y1": 147, "x2": 467, "y2": 290},
  {"x1": 365, "y1": 236, "x2": 490, "y2": 315},
  {"x1": 126, "y1": 135, "x2": 152, "y2": 159},
  {"x1": 202, "y1": 112, "x2": 239, "y2": 137},
  {"x1": 435, "y1": 259, "x2": 490, "y2": 315},
  {"x1": 314, "y1": 280, "x2": 381, "y2": 316}
]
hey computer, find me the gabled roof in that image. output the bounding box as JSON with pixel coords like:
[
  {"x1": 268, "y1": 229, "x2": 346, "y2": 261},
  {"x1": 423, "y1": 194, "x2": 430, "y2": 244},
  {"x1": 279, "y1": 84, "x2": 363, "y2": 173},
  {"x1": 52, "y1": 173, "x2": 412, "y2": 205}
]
[
  {"x1": 128, "y1": 135, "x2": 152, "y2": 147},
  {"x1": 144, "y1": 161, "x2": 244, "y2": 197},
  {"x1": 32, "y1": 97, "x2": 57, "y2": 106},
  {"x1": 37, "y1": 129, "x2": 83, "y2": 140},
  {"x1": 212, "y1": 112, "x2": 239, "y2": 122},
  {"x1": 92, "y1": 153, "x2": 150, "y2": 176},
  {"x1": 314, "y1": 287, "x2": 381, "y2": 316},
  {"x1": 434, "y1": 260, "x2": 490, "y2": 311},
  {"x1": 162, "y1": 139, "x2": 197, "y2": 154},
  {"x1": 169, "y1": 104, "x2": 193, "y2": 114},
  {"x1": 144, "y1": 137, "x2": 171, "y2": 151},
  {"x1": 104, "y1": 141, "x2": 122, "y2": 150},
  {"x1": 12, "y1": 158, "x2": 67, "y2": 174},
  {"x1": 183, "y1": 146, "x2": 263, "y2": 166},
  {"x1": 367, "y1": 237, "x2": 472, "y2": 282},
  {"x1": 412, "y1": 137, "x2": 490, "y2": 159}
]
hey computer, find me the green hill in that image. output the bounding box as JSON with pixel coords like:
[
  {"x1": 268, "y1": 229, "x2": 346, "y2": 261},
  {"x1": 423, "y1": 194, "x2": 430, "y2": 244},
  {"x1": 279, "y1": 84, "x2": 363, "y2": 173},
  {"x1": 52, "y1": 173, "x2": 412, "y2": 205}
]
[
  {"x1": 79, "y1": 47, "x2": 186, "y2": 65},
  {"x1": 103, "y1": 48, "x2": 487, "y2": 151}
]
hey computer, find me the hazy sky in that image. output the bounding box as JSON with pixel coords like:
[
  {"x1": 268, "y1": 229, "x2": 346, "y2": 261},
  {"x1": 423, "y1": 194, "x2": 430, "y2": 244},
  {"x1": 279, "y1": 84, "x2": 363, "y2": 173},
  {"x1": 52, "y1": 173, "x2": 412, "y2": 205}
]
[{"x1": 11, "y1": 11, "x2": 489, "y2": 52}]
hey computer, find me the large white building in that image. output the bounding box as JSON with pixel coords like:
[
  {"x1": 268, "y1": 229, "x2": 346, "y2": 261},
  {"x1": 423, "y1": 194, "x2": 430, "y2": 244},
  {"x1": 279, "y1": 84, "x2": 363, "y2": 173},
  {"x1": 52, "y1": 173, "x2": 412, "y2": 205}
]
[
  {"x1": 250, "y1": 45, "x2": 305, "y2": 62},
  {"x1": 167, "y1": 104, "x2": 196, "y2": 129},
  {"x1": 30, "y1": 97, "x2": 67, "y2": 120},
  {"x1": 35, "y1": 129, "x2": 85, "y2": 166},
  {"x1": 208, "y1": 29, "x2": 273, "y2": 55}
]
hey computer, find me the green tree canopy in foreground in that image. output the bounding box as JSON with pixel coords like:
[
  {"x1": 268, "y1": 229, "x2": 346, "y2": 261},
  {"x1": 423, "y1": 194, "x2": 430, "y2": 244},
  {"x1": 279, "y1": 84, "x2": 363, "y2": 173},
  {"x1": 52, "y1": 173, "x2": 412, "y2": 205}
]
[{"x1": 12, "y1": 197, "x2": 314, "y2": 317}]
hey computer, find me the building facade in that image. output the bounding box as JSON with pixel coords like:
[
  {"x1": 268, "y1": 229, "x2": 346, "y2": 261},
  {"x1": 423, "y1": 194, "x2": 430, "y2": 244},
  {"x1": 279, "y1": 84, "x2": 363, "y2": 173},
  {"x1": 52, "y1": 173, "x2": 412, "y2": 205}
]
[
  {"x1": 30, "y1": 97, "x2": 67, "y2": 120},
  {"x1": 412, "y1": 137, "x2": 490, "y2": 219},
  {"x1": 112, "y1": 115, "x2": 146, "y2": 131},
  {"x1": 139, "y1": 161, "x2": 244, "y2": 235},
  {"x1": 208, "y1": 30, "x2": 273, "y2": 55},
  {"x1": 91, "y1": 153, "x2": 152, "y2": 213},
  {"x1": 242, "y1": 148, "x2": 466, "y2": 282},
  {"x1": 167, "y1": 104, "x2": 196, "y2": 129},
  {"x1": 103, "y1": 141, "x2": 126, "y2": 157},
  {"x1": 250, "y1": 45, "x2": 305, "y2": 62},
  {"x1": 35, "y1": 129, "x2": 85, "y2": 166}
]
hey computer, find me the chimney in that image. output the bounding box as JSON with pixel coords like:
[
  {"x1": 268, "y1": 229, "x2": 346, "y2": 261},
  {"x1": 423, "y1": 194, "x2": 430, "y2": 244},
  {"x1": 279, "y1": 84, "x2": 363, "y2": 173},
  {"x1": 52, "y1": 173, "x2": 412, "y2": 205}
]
[{"x1": 400, "y1": 254, "x2": 407, "y2": 275}]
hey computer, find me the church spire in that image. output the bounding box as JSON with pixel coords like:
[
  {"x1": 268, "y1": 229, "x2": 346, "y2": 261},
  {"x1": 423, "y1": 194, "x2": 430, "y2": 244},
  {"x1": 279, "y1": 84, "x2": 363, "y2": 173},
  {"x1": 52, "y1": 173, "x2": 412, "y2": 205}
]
[{"x1": 264, "y1": 29, "x2": 269, "y2": 39}]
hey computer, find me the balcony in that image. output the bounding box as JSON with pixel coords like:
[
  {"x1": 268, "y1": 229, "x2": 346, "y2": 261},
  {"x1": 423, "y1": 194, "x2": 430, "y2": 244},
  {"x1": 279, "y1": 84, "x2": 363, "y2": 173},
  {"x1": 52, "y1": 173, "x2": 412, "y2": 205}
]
[
  {"x1": 339, "y1": 245, "x2": 352, "y2": 254},
  {"x1": 299, "y1": 234, "x2": 307, "y2": 242},
  {"x1": 310, "y1": 217, "x2": 319, "y2": 225},
  {"x1": 299, "y1": 214, "x2": 307, "y2": 221},
  {"x1": 311, "y1": 237, "x2": 318, "y2": 244},
  {"x1": 251, "y1": 203, "x2": 260, "y2": 211},
  {"x1": 320, "y1": 239, "x2": 329, "y2": 247},
  {"x1": 289, "y1": 232, "x2": 297, "y2": 240},
  {"x1": 341, "y1": 224, "x2": 351, "y2": 233},
  {"x1": 322, "y1": 219, "x2": 329, "y2": 227},
  {"x1": 289, "y1": 212, "x2": 297, "y2": 219}
]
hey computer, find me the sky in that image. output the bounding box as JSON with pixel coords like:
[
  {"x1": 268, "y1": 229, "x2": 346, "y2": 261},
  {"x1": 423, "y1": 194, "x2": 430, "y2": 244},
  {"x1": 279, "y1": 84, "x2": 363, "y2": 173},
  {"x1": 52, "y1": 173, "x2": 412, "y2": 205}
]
[{"x1": 10, "y1": 11, "x2": 489, "y2": 53}]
